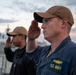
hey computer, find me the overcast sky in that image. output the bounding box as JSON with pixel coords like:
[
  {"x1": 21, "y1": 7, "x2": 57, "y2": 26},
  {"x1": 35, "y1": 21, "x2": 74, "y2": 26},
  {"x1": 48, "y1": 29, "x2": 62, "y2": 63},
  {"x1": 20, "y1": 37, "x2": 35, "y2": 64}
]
[{"x1": 0, "y1": 0, "x2": 76, "y2": 42}]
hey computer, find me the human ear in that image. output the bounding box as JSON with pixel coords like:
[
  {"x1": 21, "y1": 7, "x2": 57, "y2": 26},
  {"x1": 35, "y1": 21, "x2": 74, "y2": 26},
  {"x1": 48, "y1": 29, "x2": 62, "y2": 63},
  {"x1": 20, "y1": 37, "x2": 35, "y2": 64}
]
[{"x1": 61, "y1": 18, "x2": 68, "y2": 28}]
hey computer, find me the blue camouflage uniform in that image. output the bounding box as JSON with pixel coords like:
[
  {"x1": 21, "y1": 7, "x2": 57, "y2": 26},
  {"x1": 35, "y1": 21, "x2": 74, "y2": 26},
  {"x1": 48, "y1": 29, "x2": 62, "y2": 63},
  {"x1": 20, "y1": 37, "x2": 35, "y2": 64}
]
[{"x1": 27, "y1": 36, "x2": 76, "y2": 75}]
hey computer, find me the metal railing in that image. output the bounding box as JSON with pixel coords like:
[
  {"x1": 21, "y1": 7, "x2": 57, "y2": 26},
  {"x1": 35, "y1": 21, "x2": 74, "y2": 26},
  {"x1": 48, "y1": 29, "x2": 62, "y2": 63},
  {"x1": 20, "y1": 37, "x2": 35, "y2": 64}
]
[{"x1": 0, "y1": 55, "x2": 12, "y2": 75}]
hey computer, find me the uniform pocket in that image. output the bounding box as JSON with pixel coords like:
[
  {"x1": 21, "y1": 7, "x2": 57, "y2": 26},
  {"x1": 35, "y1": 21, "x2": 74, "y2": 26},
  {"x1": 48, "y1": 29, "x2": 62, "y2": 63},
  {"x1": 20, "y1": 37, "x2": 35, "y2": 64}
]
[{"x1": 45, "y1": 58, "x2": 69, "y2": 75}]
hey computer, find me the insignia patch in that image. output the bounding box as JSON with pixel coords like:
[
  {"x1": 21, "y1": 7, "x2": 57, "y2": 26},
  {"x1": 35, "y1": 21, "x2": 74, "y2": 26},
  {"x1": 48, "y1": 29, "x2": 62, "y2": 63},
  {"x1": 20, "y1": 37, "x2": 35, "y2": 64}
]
[
  {"x1": 47, "y1": 58, "x2": 69, "y2": 74},
  {"x1": 53, "y1": 59, "x2": 63, "y2": 64}
]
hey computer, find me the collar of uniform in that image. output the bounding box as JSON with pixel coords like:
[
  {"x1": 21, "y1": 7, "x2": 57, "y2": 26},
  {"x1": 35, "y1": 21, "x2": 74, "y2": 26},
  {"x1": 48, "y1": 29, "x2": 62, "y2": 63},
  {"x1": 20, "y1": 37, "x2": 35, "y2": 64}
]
[
  {"x1": 16, "y1": 46, "x2": 26, "y2": 57},
  {"x1": 52, "y1": 36, "x2": 71, "y2": 54}
]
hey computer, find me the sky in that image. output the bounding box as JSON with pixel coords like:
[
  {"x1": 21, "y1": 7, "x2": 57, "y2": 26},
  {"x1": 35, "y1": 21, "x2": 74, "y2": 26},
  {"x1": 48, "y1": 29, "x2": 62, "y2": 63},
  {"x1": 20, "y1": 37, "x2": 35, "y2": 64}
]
[{"x1": 0, "y1": 0, "x2": 76, "y2": 42}]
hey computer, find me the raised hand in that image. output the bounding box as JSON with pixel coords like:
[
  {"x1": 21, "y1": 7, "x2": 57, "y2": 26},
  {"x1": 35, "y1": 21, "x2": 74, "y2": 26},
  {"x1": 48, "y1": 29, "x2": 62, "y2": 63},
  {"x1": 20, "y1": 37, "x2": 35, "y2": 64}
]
[
  {"x1": 5, "y1": 37, "x2": 12, "y2": 48},
  {"x1": 28, "y1": 20, "x2": 41, "y2": 40}
]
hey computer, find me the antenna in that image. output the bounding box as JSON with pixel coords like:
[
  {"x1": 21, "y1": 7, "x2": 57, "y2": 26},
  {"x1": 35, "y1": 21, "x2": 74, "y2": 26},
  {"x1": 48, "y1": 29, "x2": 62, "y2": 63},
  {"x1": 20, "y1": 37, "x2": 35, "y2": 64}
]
[{"x1": 5, "y1": 24, "x2": 10, "y2": 33}]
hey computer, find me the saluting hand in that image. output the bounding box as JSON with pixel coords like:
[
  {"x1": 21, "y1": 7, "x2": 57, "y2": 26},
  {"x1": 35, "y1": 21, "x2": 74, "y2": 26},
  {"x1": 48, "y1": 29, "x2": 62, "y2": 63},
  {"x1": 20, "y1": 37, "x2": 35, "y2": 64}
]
[
  {"x1": 28, "y1": 20, "x2": 41, "y2": 40},
  {"x1": 5, "y1": 37, "x2": 12, "y2": 48}
]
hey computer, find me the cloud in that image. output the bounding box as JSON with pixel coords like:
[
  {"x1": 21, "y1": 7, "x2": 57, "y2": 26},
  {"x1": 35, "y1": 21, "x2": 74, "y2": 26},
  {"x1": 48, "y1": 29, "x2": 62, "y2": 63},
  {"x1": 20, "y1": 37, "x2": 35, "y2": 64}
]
[
  {"x1": 64, "y1": 0, "x2": 76, "y2": 6},
  {"x1": 0, "y1": 18, "x2": 18, "y2": 23},
  {"x1": 11, "y1": 0, "x2": 46, "y2": 13},
  {"x1": 2, "y1": 0, "x2": 47, "y2": 14},
  {"x1": 3, "y1": 0, "x2": 76, "y2": 14},
  {"x1": 71, "y1": 27, "x2": 76, "y2": 33},
  {"x1": 1, "y1": 0, "x2": 76, "y2": 12}
]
